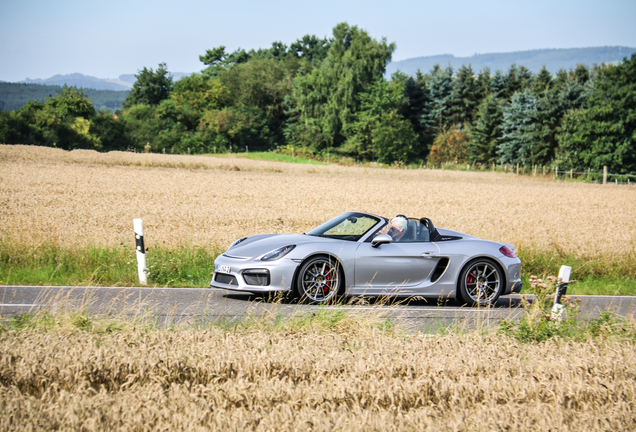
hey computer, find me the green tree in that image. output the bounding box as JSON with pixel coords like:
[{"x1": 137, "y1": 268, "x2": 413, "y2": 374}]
[
  {"x1": 448, "y1": 64, "x2": 478, "y2": 126},
  {"x1": 475, "y1": 67, "x2": 492, "y2": 104},
  {"x1": 0, "y1": 86, "x2": 100, "y2": 150},
  {"x1": 289, "y1": 35, "x2": 330, "y2": 65},
  {"x1": 498, "y1": 89, "x2": 541, "y2": 165},
  {"x1": 469, "y1": 95, "x2": 504, "y2": 164},
  {"x1": 340, "y1": 78, "x2": 417, "y2": 163},
  {"x1": 200, "y1": 46, "x2": 251, "y2": 78},
  {"x1": 217, "y1": 57, "x2": 297, "y2": 149},
  {"x1": 400, "y1": 75, "x2": 433, "y2": 158},
  {"x1": 123, "y1": 63, "x2": 173, "y2": 108},
  {"x1": 427, "y1": 64, "x2": 454, "y2": 130},
  {"x1": 490, "y1": 70, "x2": 508, "y2": 100},
  {"x1": 533, "y1": 66, "x2": 553, "y2": 93},
  {"x1": 89, "y1": 111, "x2": 131, "y2": 152},
  {"x1": 290, "y1": 22, "x2": 396, "y2": 151},
  {"x1": 171, "y1": 74, "x2": 228, "y2": 112},
  {"x1": 44, "y1": 85, "x2": 95, "y2": 119},
  {"x1": 557, "y1": 54, "x2": 636, "y2": 173}
]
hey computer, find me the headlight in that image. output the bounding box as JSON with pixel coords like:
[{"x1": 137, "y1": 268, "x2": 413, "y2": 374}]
[{"x1": 261, "y1": 245, "x2": 296, "y2": 261}]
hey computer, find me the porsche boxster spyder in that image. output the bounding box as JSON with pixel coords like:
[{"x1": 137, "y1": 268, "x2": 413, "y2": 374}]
[{"x1": 210, "y1": 211, "x2": 522, "y2": 306}]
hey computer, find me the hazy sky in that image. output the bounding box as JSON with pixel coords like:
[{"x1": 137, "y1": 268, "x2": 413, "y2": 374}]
[{"x1": 1, "y1": 0, "x2": 635, "y2": 82}]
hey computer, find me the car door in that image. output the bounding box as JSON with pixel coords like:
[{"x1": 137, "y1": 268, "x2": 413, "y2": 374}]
[{"x1": 354, "y1": 241, "x2": 440, "y2": 289}]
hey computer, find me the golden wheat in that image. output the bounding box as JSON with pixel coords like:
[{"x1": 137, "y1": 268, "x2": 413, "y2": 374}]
[
  {"x1": 1, "y1": 145, "x2": 635, "y2": 256},
  {"x1": 0, "y1": 326, "x2": 634, "y2": 431}
]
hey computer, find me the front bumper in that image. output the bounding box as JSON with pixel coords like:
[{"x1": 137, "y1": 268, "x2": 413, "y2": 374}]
[{"x1": 210, "y1": 254, "x2": 298, "y2": 293}]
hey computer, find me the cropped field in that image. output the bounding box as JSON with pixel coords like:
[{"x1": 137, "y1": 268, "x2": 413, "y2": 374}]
[
  {"x1": 1, "y1": 145, "x2": 635, "y2": 289},
  {"x1": 1, "y1": 315, "x2": 635, "y2": 431},
  {"x1": 2, "y1": 145, "x2": 635, "y2": 251}
]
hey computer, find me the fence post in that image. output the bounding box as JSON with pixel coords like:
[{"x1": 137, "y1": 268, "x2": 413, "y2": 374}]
[
  {"x1": 603, "y1": 166, "x2": 608, "y2": 184},
  {"x1": 555, "y1": 166, "x2": 558, "y2": 180},
  {"x1": 570, "y1": 169, "x2": 573, "y2": 179},
  {"x1": 133, "y1": 218, "x2": 148, "y2": 285},
  {"x1": 551, "y1": 265, "x2": 571, "y2": 321}
]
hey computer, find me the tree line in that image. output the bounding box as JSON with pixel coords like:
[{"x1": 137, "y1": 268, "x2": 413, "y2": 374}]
[
  {"x1": 1, "y1": 22, "x2": 634, "y2": 173},
  {"x1": 0, "y1": 82, "x2": 128, "y2": 112}
]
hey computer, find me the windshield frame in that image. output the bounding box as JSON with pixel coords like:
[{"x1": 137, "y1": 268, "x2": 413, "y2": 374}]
[{"x1": 307, "y1": 212, "x2": 385, "y2": 242}]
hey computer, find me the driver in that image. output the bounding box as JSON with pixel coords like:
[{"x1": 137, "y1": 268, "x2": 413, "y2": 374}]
[{"x1": 379, "y1": 216, "x2": 408, "y2": 242}]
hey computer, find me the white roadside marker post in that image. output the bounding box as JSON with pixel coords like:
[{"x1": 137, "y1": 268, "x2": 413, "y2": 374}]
[
  {"x1": 133, "y1": 218, "x2": 148, "y2": 285},
  {"x1": 551, "y1": 265, "x2": 572, "y2": 321}
]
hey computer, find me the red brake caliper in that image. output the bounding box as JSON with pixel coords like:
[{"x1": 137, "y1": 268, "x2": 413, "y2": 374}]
[{"x1": 324, "y1": 274, "x2": 331, "y2": 293}]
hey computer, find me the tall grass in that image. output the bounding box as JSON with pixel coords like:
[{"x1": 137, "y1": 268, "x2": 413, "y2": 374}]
[{"x1": 0, "y1": 241, "x2": 221, "y2": 287}]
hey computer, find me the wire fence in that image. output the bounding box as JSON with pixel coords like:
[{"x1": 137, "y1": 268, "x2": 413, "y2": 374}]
[
  {"x1": 554, "y1": 167, "x2": 636, "y2": 185},
  {"x1": 463, "y1": 163, "x2": 636, "y2": 185}
]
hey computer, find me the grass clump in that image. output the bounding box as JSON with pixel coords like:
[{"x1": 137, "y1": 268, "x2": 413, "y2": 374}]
[
  {"x1": 499, "y1": 275, "x2": 636, "y2": 343},
  {"x1": 217, "y1": 150, "x2": 329, "y2": 165}
]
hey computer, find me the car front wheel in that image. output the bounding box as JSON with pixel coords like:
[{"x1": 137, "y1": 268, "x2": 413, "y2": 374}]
[
  {"x1": 459, "y1": 258, "x2": 504, "y2": 306},
  {"x1": 296, "y1": 255, "x2": 342, "y2": 304}
]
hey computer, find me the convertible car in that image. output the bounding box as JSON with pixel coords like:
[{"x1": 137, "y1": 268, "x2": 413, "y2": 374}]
[{"x1": 210, "y1": 211, "x2": 522, "y2": 306}]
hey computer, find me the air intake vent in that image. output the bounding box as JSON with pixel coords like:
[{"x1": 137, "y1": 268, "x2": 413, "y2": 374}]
[
  {"x1": 430, "y1": 258, "x2": 449, "y2": 283},
  {"x1": 215, "y1": 273, "x2": 238, "y2": 286}
]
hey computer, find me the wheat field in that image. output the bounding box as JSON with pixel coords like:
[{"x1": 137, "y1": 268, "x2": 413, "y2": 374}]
[
  {"x1": 1, "y1": 145, "x2": 635, "y2": 257},
  {"x1": 1, "y1": 326, "x2": 635, "y2": 431}
]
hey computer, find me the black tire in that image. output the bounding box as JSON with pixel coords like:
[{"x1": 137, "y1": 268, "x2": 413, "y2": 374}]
[
  {"x1": 296, "y1": 255, "x2": 342, "y2": 304},
  {"x1": 458, "y1": 258, "x2": 504, "y2": 307}
]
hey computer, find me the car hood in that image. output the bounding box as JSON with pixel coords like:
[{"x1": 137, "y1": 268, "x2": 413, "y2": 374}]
[{"x1": 224, "y1": 234, "x2": 313, "y2": 259}]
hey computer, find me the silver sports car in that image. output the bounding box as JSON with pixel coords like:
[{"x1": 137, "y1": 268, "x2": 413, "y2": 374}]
[{"x1": 210, "y1": 211, "x2": 522, "y2": 306}]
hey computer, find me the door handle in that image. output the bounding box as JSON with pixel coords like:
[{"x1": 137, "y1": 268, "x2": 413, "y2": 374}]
[{"x1": 421, "y1": 252, "x2": 438, "y2": 258}]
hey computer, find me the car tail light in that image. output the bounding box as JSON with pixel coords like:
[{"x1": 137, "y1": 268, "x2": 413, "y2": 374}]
[{"x1": 499, "y1": 245, "x2": 517, "y2": 258}]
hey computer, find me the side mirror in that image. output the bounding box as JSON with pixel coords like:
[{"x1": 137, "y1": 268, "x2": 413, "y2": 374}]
[{"x1": 371, "y1": 233, "x2": 392, "y2": 248}]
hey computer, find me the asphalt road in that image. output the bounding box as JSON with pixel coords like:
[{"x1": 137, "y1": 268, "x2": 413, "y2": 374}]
[{"x1": 2, "y1": 285, "x2": 635, "y2": 333}]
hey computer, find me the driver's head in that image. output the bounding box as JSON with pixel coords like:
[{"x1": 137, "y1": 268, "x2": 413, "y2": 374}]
[{"x1": 389, "y1": 216, "x2": 408, "y2": 240}]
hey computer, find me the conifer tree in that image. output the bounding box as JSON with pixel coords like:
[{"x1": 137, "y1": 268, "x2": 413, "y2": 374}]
[
  {"x1": 427, "y1": 64, "x2": 454, "y2": 130},
  {"x1": 490, "y1": 70, "x2": 508, "y2": 100},
  {"x1": 469, "y1": 94, "x2": 503, "y2": 164},
  {"x1": 498, "y1": 89, "x2": 540, "y2": 164},
  {"x1": 448, "y1": 64, "x2": 478, "y2": 126}
]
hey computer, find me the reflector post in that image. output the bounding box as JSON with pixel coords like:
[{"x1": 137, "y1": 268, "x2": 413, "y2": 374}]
[{"x1": 133, "y1": 218, "x2": 147, "y2": 285}]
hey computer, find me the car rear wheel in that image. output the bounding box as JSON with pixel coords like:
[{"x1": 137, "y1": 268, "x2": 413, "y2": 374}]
[
  {"x1": 296, "y1": 255, "x2": 342, "y2": 304},
  {"x1": 459, "y1": 258, "x2": 504, "y2": 306}
]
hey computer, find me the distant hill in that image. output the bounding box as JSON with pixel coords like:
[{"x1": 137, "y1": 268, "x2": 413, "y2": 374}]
[
  {"x1": 20, "y1": 72, "x2": 193, "y2": 91},
  {"x1": 386, "y1": 46, "x2": 636, "y2": 76},
  {"x1": 22, "y1": 73, "x2": 132, "y2": 91},
  {"x1": 0, "y1": 82, "x2": 128, "y2": 112}
]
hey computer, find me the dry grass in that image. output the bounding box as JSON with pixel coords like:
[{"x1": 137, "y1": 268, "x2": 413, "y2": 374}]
[
  {"x1": 1, "y1": 324, "x2": 634, "y2": 431},
  {"x1": 1, "y1": 145, "x2": 635, "y2": 258}
]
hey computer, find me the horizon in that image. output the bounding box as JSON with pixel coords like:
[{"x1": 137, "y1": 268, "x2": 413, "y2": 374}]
[
  {"x1": 3, "y1": 45, "x2": 634, "y2": 84},
  {"x1": 2, "y1": 0, "x2": 635, "y2": 82}
]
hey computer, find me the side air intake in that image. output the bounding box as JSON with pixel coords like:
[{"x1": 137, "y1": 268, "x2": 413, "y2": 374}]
[{"x1": 430, "y1": 258, "x2": 449, "y2": 283}]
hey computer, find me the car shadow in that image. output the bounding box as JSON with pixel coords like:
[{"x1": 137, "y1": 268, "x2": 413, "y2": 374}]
[{"x1": 222, "y1": 292, "x2": 525, "y2": 309}]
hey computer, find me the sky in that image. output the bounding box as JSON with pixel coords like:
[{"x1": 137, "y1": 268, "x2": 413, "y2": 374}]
[{"x1": 1, "y1": 0, "x2": 635, "y2": 82}]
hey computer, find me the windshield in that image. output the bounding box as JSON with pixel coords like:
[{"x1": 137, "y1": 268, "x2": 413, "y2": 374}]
[{"x1": 307, "y1": 212, "x2": 382, "y2": 241}]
